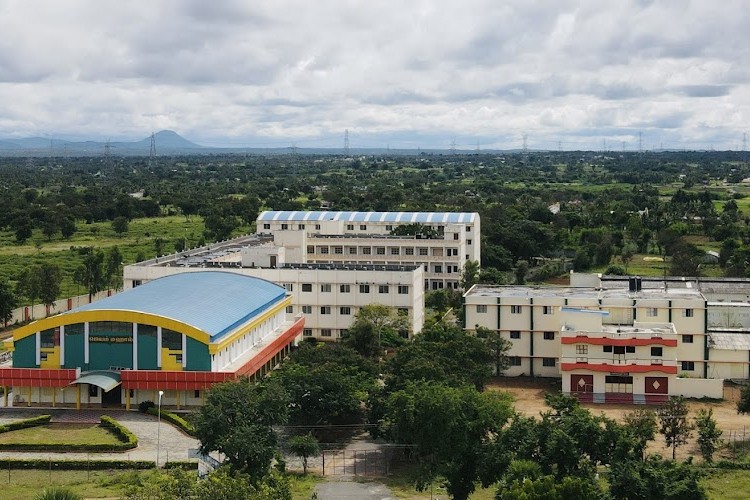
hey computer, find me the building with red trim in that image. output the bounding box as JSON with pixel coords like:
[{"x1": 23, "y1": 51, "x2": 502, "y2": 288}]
[{"x1": 1, "y1": 271, "x2": 303, "y2": 409}]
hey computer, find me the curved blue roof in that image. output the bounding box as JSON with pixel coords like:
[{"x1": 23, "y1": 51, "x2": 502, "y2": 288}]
[
  {"x1": 257, "y1": 210, "x2": 477, "y2": 224},
  {"x1": 73, "y1": 272, "x2": 286, "y2": 342}
]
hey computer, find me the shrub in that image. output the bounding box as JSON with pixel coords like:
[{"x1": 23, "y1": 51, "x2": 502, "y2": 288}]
[
  {"x1": 100, "y1": 415, "x2": 138, "y2": 449},
  {"x1": 145, "y1": 407, "x2": 196, "y2": 436},
  {"x1": 0, "y1": 458, "x2": 154, "y2": 470},
  {"x1": 34, "y1": 487, "x2": 82, "y2": 500},
  {"x1": 0, "y1": 414, "x2": 51, "y2": 434},
  {"x1": 138, "y1": 400, "x2": 156, "y2": 413}
]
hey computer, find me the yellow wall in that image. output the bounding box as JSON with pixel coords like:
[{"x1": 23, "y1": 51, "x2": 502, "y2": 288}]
[
  {"x1": 161, "y1": 348, "x2": 183, "y2": 371},
  {"x1": 40, "y1": 347, "x2": 60, "y2": 368}
]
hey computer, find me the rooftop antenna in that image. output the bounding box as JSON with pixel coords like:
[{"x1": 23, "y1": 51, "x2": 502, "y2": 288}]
[
  {"x1": 344, "y1": 129, "x2": 350, "y2": 155},
  {"x1": 148, "y1": 132, "x2": 156, "y2": 167}
]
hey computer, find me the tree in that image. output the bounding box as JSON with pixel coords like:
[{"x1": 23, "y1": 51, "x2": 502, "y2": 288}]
[
  {"x1": 153, "y1": 237, "x2": 165, "y2": 256},
  {"x1": 37, "y1": 263, "x2": 62, "y2": 312},
  {"x1": 377, "y1": 381, "x2": 513, "y2": 500},
  {"x1": 0, "y1": 280, "x2": 18, "y2": 326},
  {"x1": 105, "y1": 246, "x2": 124, "y2": 291},
  {"x1": 194, "y1": 380, "x2": 289, "y2": 482},
  {"x1": 59, "y1": 216, "x2": 77, "y2": 239},
  {"x1": 73, "y1": 247, "x2": 107, "y2": 302},
  {"x1": 343, "y1": 304, "x2": 409, "y2": 354},
  {"x1": 624, "y1": 408, "x2": 657, "y2": 461},
  {"x1": 738, "y1": 383, "x2": 750, "y2": 415},
  {"x1": 287, "y1": 434, "x2": 320, "y2": 474},
  {"x1": 112, "y1": 216, "x2": 129, "y2": 236},
  {"x1": 475, "y1": 326, "x2": 511, "y2": 376},
  {"x1": 14, "y1": 216, "x2": 33, "y2": 244},
  {"x1": 460, "y1": 260, "x2": 480, "y2": 290},
  {"x1": 658, "y1": 396, "x2": 694, "y2": 460},
  {"x1": 15, "y1": 268, "x2": 41, "y2": 318},
  {"x1": 608, "y1": 455, "x2": 706, "y2": 500},
  {"x1": 695, "y1": 408, "x2": 722, "y2": 462},
  {"x1": 515, "y1": 260, "x2": 529, "y2": 285}
]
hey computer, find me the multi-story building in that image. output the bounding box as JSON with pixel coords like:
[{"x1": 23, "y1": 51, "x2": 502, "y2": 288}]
[
  {"x1": 123, "y1": 235, "x2": 424, "y2": 342},
  {"x1": 256, "y1": 211, "x2": 480, "y2": 291},
  {"x1": 464, "y1": 275, "x2": 726, "y2": 399}
]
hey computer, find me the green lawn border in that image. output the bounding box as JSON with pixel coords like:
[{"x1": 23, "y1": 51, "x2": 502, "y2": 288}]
[
  {"x1": 0, "y1": 414, "x2": 51, "y2": 434},
  {"x1": 0, "y1": 415, "x2": 137, "y2": 452},
  {"x1": 0, "y1": 458, "x2": 155, "y2": 470},
  {"x1": 145, "y1": 407, "x2": 196, "y2": 436}
]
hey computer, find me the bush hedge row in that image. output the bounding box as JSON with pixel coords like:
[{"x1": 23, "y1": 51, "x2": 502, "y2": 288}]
[
  {"x1": 0, "y1": 458, "x2": 155, "y2": 470},
  {"x1": 0, "y1": 416, "x2": 138, "y2": 452},
  {"x1": 145, "y1": 407, "x2": 196, "y2": 436},
  {"x1": 163, "y1": 461, "x2": 199, "y2": 470},
  {"x1": 0, "y1": 414, "x2": 51, "y2": 434}
]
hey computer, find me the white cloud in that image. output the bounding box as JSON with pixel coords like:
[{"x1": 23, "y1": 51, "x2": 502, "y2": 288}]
[{"x1": 0, "y1": 0, "x2": 746, "y2": 149}]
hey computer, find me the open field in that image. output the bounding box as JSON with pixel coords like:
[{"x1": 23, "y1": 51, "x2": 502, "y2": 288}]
[
  {"x1": 0, "y1": 469, "x2": 137, "y2": 499},
  {"x1": 0, "y1": 423, "x2": 121, "y2": 447}
]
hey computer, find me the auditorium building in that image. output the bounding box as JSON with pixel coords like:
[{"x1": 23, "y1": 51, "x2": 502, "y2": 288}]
[{"x1": 0, "y1": 272, "x2": 303, "y2": 409}]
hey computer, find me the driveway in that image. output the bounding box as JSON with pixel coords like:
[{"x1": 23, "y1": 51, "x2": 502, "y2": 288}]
[{"x1": 314, "y1": 481, "x2": 395, "y2": 500}]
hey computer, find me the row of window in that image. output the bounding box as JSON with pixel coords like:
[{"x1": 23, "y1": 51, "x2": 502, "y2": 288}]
[
  {"x1": 475, "y1": 305, "x2": 696, "y2": 317},
  {"x1": 289, "y1": 305, "x2": 409, "y2": 316},
  {"x1": 290, "y1": 283, "x2": 409, "y2": 294},
  {"x1": 265, "y1": 222, "x2": 473, "y2": 234},
  {"x1": 307, "y1": 246, "x2": 469, "y2": 256},
  {"x1": 507, "y1": 331, "x2": 555, "y2": 339},
  {"x1": 507, "y1": 356, "x2": 557, "y2": 367},
  {"x1": 575, "y1": 345, "x2": 666, "y2": 356}
]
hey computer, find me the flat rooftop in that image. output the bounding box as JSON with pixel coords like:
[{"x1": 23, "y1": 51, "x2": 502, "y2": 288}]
[{"x1": 466, "y1": 284, "x2": 705, "y2": 300}]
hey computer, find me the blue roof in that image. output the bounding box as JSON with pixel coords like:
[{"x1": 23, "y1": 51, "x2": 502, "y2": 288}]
[
  {"x1": 258, "y1": 210, "x2": 477, "y2": 224},
  {"x1": 73, "y1": 272, "x2": 286, "y2": 342}
]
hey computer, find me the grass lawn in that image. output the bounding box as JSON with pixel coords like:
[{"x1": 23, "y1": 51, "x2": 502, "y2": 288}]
[
  {"x1": 0, "y1": 423, "x2": 122, "y2": 446},
  {"x1": 289, "y1": 472, "x2": 323, "y2": 499},
  {"x1": 0, "y1": 469, "x2": 138, "y2": 499},
  {"x1": 701, "y1": 469, "x2": 750, "y2": 499}
]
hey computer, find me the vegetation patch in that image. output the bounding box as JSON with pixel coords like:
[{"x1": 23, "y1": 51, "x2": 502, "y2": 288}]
[
  {"x1": 145, "y1": 406, "x2": 196, "y2": 436},
  {"x1": 0, "y1": 414, "x2": 51, "y2": 433},
  {"x1": 0, "y1": 416, "x2": 136, "y2": 452}
]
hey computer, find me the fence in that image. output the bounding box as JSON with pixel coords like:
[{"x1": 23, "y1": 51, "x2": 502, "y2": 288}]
[{"x1": 3, "y1": 289, "x2": 115, "y2": 327}]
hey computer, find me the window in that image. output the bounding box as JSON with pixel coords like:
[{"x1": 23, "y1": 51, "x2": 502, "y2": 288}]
[
  {"x1": 340, "y1": 307, "x2": 351, "y2": 315},
  {"x1": 334, "y1": 246, "x2": 343, "y2": 254},
  {"x1": 194, "y1": 390, "x2": 200, "y2": 398},
  {"x1": 263, "y1": 223, "x2": 270, "y2": 230},
  {"x1": 542, "y1": 357, "x2": 556, "y2": 367},
  {"x1": 281, "y1": 223, "x2": 288, "y2": 230},
  {"x1": 405, "y1": 248, "x2": 414, "y2": 255},
  {"x1": 603, "y1": 345, "x2": 613, "y2": 353},
  {"x1": 321, "y1": 306, "x2": 331, "y2": 315},
  {"x1": 467, "y1": 239, "x2": 472, "y2": 245},
  {"x1": 286, "y1": 305, "x2": 294, "y2": 314},
  {"x1": 360, "y1": 284, "x2": 370, "y2": 293},
  {"x1": 362, "y1": 247, "x2": 372, "y2": 255},
  {"x1": 509, "y1": 356, "x2": 522, "y2": 366},
  {"x1": 360, "y1": 224, "x2": 367, "y2": 230},
  {"x1": 321, "y1": 284, "x2": 332, "y2": 293},
  {"x1": 298, "y1": 224, "x2": 305, "y2": 230},
  {"x1": 626, "y1": 346, "x2": 635, "y2": 353},
  {"x1": 390, "y1": 247, "x2": 400, "y2": 255},
  {"x1": 647, "y1": 307, "x2": 658, "y2": 317},
  {"x1": 376, "y1": 247, "x2": 386, "y2": 255},
  {"x1": 379, "y1": 285, "x2": 390, "y2": 294},
  {"x1": 348, "y1": 247, "x2": 357, "y2": 254},
  {"x1": 307, "y1": 245, "x2": 314, "y2": 254},
  {"x1": 681, "y1": 361, "x2": 695, "y2": 371},
  {"x1": 398, "y1": 285, "x2": 409, "y2": 294},
  {"x1": 651, "y1": 347, "x2": 663, "y2": 356},
  {"x1": 385, "y1": 225, "x2": 393, "y2": 231},
  {"x1": 162, "y1": 329, "x2": 182, "y2": 351},
  {"x1": 340, "y1": 284, "x2": 351, "y2": 293},
  {"x1": 682, "y1": 335, "x2": 694, "y2": 344},
  {"x1": 320, "y1": 247, "x2": 329, "y2": 254},
  {"x1": 302, "y1": 306, "x2": 312, "y2": 314},
  {"x1": 466, "y1": 226, "x2": 471, "y2": 232},
  {"x1": 89, "y1": 385, "x2": 99, "y2": 397},
  {"x1": 434, "y1": 265, "x2": 442, "y2": 273},
  {"x1": 543, "y1": 331, "x2": 555, "y2": 340},
  {"x1": 340, "y1": 329, "x2": 349, "y2": 337},
  {"x1": 419, "y1": 248, "x2": 428, "y2": 256},
  {"x1": 542, "y1": 306, "x2": 553, "y2": 315},
  {"x1": 576, "y1": 345, "x2": 588, "y2": 355},
  {"x1": 454, "y1": 233, "x2": 459, "y2": 240},
  {"x1": 303, "y1": 328, "x2": 313, "y2": 337},
  {"x1": 315, "y1": 224, "x2": 321, "y2": 230},
  {"x1": 511, "y1": 305, "x2": 522, "y2": 314},
  {"x1": 684, "y1": 309, "x2": 694, "y2": 317},
  {"x1": 477, "y1": 305, "x2": 488, "y2": 313},
  {"x1": 321, "y1": 329, "x2": 332, "y2": 337},
  {"x1": 283, "y1": 283, "x2": 294, "y2": 292},
  {"x1": 510, "y1": 331, "x2": 521, "y2": 339},
  {"x1": 347, "y1": 224, "x2": 354, "y2": 230},
  {"x1": 302, "y1": 283, "x2": 312, "y2": 292}
]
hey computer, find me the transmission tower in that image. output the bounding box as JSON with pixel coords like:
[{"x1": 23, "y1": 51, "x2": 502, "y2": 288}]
[
  {"x1": 558, "y1": 140, "x2": 562, "y2": 152},
  {"x1": 638, "y1": 131, "x2": 643, "y2": 153},
  {"x1": 148, "y1": 132, "x2": 156, "y2": 167},
  {"x1": 450, "y1": 137, "x2": 457, "y2": 155},
  {"x1": 344, "y1": 129, "x2": 350, "y2": 155},
  {"x1": 743, "y1": 132, "x2": 748, "y2": 165},
  {"x1": 522, "y1": 134, "x2": 528, "y2": 153},
  {"x1": 104, "y1": 140, "x2": 112, "y2": 168}
]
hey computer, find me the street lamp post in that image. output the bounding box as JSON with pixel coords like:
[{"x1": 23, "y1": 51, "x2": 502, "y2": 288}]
[{"x1": 156, "y1": 390, "x2": 164, "y2": 467}]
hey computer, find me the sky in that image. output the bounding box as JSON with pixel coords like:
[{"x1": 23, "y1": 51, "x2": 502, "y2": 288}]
[{"x1": 0, "y1": 0, "x2": 748, "y2": 151}]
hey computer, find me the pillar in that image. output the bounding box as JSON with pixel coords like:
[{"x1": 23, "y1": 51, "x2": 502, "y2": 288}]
[
  {"x1": 76, "y1": 384, "x2": 81, "y2": 410},
  {"x1": 176, "y1": 390, "x2": 181, "y2": 410},
  {"x1": 27, "y1": 386, "x2": 32, "y2": 407},
  {"x1": 52, "y1": 387, "x2": 56, "y2": 408},
  {"x1": 2, "y1": 386, "x2": 7, "y2": 407},
  {"x1": 125, "y1": 388, "x2": 131, "y2": 411}
]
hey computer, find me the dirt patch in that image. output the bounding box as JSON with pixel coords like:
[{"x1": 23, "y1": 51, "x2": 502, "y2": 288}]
[{"x1": 487, "y1": 377, "x2": 750, "y2": 461}]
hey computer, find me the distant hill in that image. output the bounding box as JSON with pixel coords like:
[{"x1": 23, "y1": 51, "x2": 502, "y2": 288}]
[{"x1": 0, "y1": 130, "x2": 205, "y2": 156}]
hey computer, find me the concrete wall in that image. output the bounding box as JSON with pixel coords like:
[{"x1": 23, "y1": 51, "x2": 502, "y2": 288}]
[
  {"x1": 673, "y1": 377, "x2": 724, "y2": 399},
  {"x1": 4, "y1": 290, "x2": 115, "y2": 327}
]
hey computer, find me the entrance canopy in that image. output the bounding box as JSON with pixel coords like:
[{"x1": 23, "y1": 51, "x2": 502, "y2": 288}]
[{"x1": 70, "y1": 370, "x2": 121, "y2": 392}]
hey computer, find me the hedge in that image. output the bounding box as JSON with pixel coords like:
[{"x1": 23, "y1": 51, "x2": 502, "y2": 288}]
[
  {"x1": 145, "y1": 407, "x2": 196, "y2": 436},
  {"x1": 164, "y1": 461, "x2": 199, "y2": 470},
  {"x1": 0, "y1": 458, "x2": 155, "y2": 470},
  {"x1": 0, "y1": 414, "x2": 51, "y2": 434},
  {"x1": 0, "y1": 416, "x2": 138, "y2": 452}
]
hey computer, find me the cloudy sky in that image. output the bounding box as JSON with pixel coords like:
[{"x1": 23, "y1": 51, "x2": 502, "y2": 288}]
[{"x1": 0, "y1": 0, "x2": 747, "y2": 150}]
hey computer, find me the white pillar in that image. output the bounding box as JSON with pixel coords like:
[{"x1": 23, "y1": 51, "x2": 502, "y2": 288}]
[
  {"x1": 182, "y1": 334, "x2": 187, "y2": 368},
  {"x1": 156, "y1": 327, "x2": 162, "y2": 368},
  {"x1": 84, "y1": 322, "x2": 90, "y2": 365},
  {"x1": 132, "y1": 323, "x2": 138, "y2": 369},
  {"x1": 35, "y1": 332, "x2": 40, "y2": 366},
  {"x1": 60, "y1": 325, "x2": 65, "y2": 366}
]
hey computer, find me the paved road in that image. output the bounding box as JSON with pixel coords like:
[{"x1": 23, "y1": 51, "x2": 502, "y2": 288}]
[
  {"x1": 0, "y1": 408, "x2": 199, "y2": 464},
  {"x1": 314, "y1": 481, "x2": 395, "y2": 500}
]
